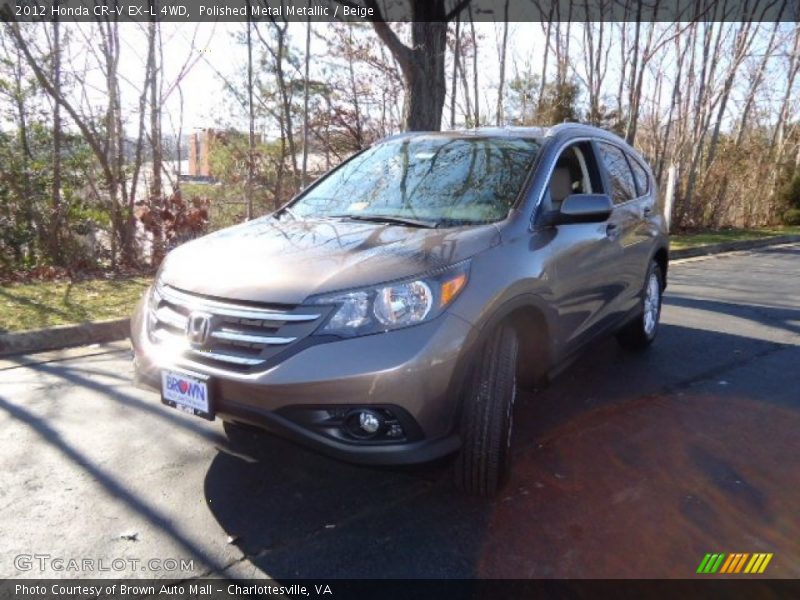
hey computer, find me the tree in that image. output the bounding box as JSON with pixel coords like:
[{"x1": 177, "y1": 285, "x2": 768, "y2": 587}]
[
  {"x1": 49, "y1": 14, "x2": 63, "y2": 263},
  {"x1": 147, "y1": 16, "x2": 165, "y2": 263},
  {"x1": 494, "y1": 1, "x2": 510, "y2": 126},
  {"x1": 316, "y1": 22, "x2": 404, "y2": 149},
  {"x1": 536, "y1": 80, "x2": 581, "y2": 125},
  {"x1": 246, "y1": 2, "x2": 255, "y2": 219},
  {"x1": 6, "y1": 20, "x2": 142, "y2": 267},
  {"x1": 506, "y1": 68, "x2": 539, "y2": 126},
  {"x1": 338, "y1": 0, "x2": 473, "y2": 131}
]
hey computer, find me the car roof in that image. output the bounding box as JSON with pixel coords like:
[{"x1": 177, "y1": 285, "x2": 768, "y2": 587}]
[
  {"x1": 374, "y1": 123, "x2": 641, "y2": 163},
  {"x1": 377, "y1": 126, "x2": 546, "y2": 144},
  {"x1": 379, "y1": 123, "x2": 627, "y2": 142}
]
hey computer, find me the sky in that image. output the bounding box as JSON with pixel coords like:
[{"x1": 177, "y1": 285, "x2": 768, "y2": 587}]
[
  {"x1": 106, "y1": 21, "x2": 541, "y2": 136},
  {"x1": 9, "y1": 20, "x2": 795, "y2": 140}
]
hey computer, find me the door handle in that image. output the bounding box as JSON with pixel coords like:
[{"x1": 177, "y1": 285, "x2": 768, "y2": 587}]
[
  {"x1": 606, "y1": 222, "x2": 619, "y2": 238},
  {"x1": 643, "y1": 206, "x2": 653, "y2": 216}
]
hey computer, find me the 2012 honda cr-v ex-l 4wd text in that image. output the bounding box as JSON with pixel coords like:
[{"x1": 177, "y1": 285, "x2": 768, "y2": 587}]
[{"x1": 131, "y1": 123, "x2": 669, "y2": 496}]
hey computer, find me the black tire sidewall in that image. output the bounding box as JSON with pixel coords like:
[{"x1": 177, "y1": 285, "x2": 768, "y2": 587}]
[
  {"x1": 453, "y1": 324, "x2": 519, "y2": 496},
  {"x1": 643, "y1": 261, "x2": 664, "y2": 342}
]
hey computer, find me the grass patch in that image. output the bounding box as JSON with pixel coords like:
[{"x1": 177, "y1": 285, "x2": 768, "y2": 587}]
[
  {"x1": 670, "y1": 226, "x2": 800, "y2": 250},
  {"x1": 0, "y1": 277, "x2": 151, "y2": 333},
  {"x1": 2, "y1": 225, "x2": 798, "y2": 332}
]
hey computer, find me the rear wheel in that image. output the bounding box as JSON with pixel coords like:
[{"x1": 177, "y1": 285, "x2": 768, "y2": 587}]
[
  {"x1": 453, "y1": 324, "x2": 519, "y2": 497},
  {"x1": 616, "y1": 261, "x2": 663, "y2": 351}
]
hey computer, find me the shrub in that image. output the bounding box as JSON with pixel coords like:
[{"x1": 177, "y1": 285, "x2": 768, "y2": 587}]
[
  {"x1": 779, "y1": 173, "x2": 800, "y2": 210},
  {"x1": 783, "y1": 208, "x2": 800, "y2": 226}
]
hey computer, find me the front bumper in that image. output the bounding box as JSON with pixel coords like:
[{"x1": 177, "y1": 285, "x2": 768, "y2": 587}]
[{"x1": 131, "y1": 294, "x2": 474, "y2": 465}]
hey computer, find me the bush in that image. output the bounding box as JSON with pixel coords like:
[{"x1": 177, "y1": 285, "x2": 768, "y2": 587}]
[
  {"x1": 783, "y1": 208, "x2": 800, "y2": 226},
  {"x1": 779, "y1": 173, "x2": 800, "y2": 210}
]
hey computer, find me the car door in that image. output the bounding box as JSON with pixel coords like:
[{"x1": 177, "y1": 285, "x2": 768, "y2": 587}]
[
  {"x1": 595, "y1": 141, "x2": 645, "y2": 316},
  {"x1": 536, "y1": 141, "x2": 627, "y2": 356},
  {"x1": 625, "y1": 150, "x2": 659, "y2": 289}
]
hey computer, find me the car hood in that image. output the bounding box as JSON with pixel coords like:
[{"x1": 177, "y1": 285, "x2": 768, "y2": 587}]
[{"x1": 160, "y1": 216, "x2": 501, "y2": 305}]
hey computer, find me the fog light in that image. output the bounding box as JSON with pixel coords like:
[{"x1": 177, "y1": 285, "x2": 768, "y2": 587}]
[
  {"x1": 386, "y1": 423, "x2": 403, "y2": 438},
  {"x1": 344, "y1": 409, "x2": 384, "y2": 439},
  {"x1": 359, "y1": 411, "x2": 381, "y2": 434}
]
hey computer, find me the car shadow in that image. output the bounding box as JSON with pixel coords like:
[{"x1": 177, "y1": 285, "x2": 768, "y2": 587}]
[
  {"x1": 204, "y1": 422, "x2": 488, "y2": 577},
  {"x1": 203, "y1": 303, "x2": 800, "y2": 579}
]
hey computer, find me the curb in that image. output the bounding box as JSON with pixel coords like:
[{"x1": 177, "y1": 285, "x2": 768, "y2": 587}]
[
  {"x1": 670, "y1": 234, "x2": 800, "y2": 260},
  {"x1": 0, "y1": 318, "x2": 130, "y2": 358}
]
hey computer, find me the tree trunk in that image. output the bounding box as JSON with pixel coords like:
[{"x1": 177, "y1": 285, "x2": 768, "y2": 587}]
[
  {"x1": 771, "y1": 24, "x2": 800, "y2": 154},
  {"x1": 450, "y1": 17, "x2": 461, "y2": 128},
  {"x1": 246, "y1": 9, "x2": 255, "y2": 219},
  {"x1": 404, "y1": 22, "x2": 448, "y2": 131},
  {"x1": 369, "y1": 7, "x2": 448, "y2": 130},
  {"x1": 148, "y1": 18, "x2": 164, "y2": 265},
  {"x1": 13, "y1": 48, "x2": 35, "y2": 264},
  {"x1": 363, "y1": 0, "x2": 471, "y2": 132},
  {"x1": 538, "y1": 16, "x2": 553, "y2": 112},
  {"x1": 735, "y1": 19, "x2": 782, "y2": 145},
  {"x1": 706, "y1": 21, "x2": 755, "y2": 170},
  {"x1": 495, "y1": 4, "x2": 509, "y2": 126},
  {"x1": 458, "y1": 32, "x2": 473, "y2": 125},
  {"x1": 468, "y1": 6, "x2": 479, "y2": 127},
  {"x1": 347, "y1": 28, "x2": 364, "y2": 147},
  {"x1": 302, "y1": 17, "x2": 311, "y2": 187},
  {"x1": 50, "y1": 16, "x2": 63, "y2": 265}
]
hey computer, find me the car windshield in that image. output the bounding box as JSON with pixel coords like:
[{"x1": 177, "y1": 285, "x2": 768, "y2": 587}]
[{"x1": 287, "y1": 136, "x2": 541, "y2": 226}]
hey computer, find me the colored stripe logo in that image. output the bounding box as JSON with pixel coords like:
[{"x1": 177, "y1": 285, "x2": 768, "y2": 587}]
[{"x1": 697, "y1": 553, "x2": 773, "y2": 574}]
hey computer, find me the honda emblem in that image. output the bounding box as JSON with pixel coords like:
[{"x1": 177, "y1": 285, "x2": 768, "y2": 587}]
[{"x1": 186, "y1": 312, "x2": 213, "y2": 346}]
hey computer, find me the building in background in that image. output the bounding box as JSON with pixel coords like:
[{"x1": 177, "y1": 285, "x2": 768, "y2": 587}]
[
  {"x1": 187, "y1": 128, "x2": 218, "y2": 180},
  {"x1": 186, "y1": 128, "x2": 263, "y2": 182}
]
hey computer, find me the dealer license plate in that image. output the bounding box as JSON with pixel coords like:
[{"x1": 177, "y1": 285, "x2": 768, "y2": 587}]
[{"x1": 161, "y1": 369, "x2": 214, "y2": 420}]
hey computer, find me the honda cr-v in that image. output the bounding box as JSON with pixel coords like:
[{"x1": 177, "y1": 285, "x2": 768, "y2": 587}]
[{"x1": 131, "y1": 124, "x2": 669, "y2": 496}]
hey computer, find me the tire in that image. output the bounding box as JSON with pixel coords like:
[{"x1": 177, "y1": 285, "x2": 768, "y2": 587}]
[
  {"x1": 616, "y1": 261, "x2": 664, "y2": 351},
  {"x1": 453, "y1": 324, "x2": 519, "y2": 497}
]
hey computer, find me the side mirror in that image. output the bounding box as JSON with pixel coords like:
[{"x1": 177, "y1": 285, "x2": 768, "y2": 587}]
[{"x1": 551, "y1": 193, "x2": 613, "y2": 225}]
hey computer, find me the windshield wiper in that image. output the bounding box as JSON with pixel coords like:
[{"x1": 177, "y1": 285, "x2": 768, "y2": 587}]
[
  {"x1": 276, "y1": 206, "x2": 298, "y2": 220},
  {"x1": 327, "y1": 214, "x2": 439, "y2": 229}
]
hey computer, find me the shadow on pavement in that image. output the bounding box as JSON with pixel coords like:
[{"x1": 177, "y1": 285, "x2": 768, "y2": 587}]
[
  {"x1": 0, "y1": 393, "x2": 228, "y2": 575},
  {"x1": 204, "y1": 320, "x2": 800, "y2": 578},
  {"x1": 664, "y1": 295, "x2": 800, "y2": 336}
]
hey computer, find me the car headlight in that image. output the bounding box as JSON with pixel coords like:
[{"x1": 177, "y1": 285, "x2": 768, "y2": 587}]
[
  {"x1": 146, "y1": 262, "x2": 167, "y2": 333},
  {"x1": 145, "y1": 282, "x2": 162, "y2": 334},
  {"x1": 307, "y1": 261, "x2": 470, "y2": 337}
]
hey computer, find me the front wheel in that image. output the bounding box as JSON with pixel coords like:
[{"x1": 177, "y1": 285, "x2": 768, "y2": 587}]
[
  {"x1": 616, "y1": 261, "x2": 664, "y2": 351},
  {"x1": 453, "y1": 324, "x2": 519, "y2": 497}
]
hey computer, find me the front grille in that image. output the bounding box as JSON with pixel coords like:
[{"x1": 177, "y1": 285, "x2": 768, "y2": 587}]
[{"x1": 148, "y1": 285, "x2": 327, "y2": 371}]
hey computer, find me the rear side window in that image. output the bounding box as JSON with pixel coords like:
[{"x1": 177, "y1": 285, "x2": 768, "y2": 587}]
[
  {"x1": 627, "y1": 155, "x2": 650, "y2": 196},
  {"x1": 598, "y1": 142, "x2": 636, "y2": 205}
]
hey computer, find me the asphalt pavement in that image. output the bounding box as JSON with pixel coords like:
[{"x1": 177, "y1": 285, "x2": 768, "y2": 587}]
[{"x1": 1, "y1": 244, "x2": 799, "y2": 579}]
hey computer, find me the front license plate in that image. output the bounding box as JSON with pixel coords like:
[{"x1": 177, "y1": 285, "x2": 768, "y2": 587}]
[{"x1": 161, "y1": 370, "x2": 214, "y2": 421}]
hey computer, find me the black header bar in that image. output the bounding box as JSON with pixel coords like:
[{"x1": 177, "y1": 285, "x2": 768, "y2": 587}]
[{"x1": 2, "y1": 0, "x2": 798, "y2": 23}]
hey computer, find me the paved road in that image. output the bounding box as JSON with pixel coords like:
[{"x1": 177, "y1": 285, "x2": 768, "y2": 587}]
[{"x1": 1, "y1": 245, "x2": 799, "y2": 580}]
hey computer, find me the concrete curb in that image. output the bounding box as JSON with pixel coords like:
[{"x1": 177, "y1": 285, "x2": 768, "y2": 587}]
[
  {"x1": 670, "y1": 234, "x2": 800, "y2": 259},
  {"x1": 2, "y1": 235, "x2": 798, "y2": 358},
  {"x1": 0, "y1": 318, "x2": 130, "y2": 358}
]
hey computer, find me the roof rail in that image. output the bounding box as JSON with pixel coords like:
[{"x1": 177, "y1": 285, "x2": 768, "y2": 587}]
[
  {"x1": 545, "y1": 122, "x2": 589, "y2": 136},
  {"x1": 467, "y1": 125, "x2": 548, "y2": 137},
  {"x1": 373, "y1": 131, "x2": 423, "y2": 145}
]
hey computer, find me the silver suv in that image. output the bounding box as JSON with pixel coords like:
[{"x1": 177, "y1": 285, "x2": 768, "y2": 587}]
[{"x1": 131, "y1": 124, "x2": 669, "y2": 496}]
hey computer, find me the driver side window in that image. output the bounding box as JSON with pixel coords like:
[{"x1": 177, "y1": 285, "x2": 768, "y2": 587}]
[{"x1": 546, "y1": 143, "x2": 598, "y2": 212}]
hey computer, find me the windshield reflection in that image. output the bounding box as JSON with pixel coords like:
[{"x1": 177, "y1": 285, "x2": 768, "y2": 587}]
[{"x1": 288, "y1": 136, "x2": 541, "y2": 226}]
